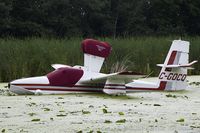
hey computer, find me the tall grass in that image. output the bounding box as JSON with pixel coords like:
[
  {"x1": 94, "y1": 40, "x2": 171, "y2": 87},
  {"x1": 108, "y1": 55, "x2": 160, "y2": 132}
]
[{"x1": 0, "y1": 37, "x2": 199, "y2": 82}]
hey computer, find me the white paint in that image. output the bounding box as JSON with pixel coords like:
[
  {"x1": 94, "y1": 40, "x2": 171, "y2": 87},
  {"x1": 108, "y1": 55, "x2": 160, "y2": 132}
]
[
  {"x1": 11, "y1": 76, "x2": 49, "y2": 84},
  {"x1": 84, "y1": 54, "x2": 105, "y2": 72}
]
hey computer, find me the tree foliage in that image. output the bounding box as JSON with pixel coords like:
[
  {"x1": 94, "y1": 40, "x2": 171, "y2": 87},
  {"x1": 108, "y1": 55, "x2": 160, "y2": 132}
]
[{"x1": 0, "y1": 0, "x2": 200, "y2": 38}]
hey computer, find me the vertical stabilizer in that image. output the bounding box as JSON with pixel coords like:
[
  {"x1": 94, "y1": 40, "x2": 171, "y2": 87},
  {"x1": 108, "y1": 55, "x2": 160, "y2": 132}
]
[
  {"x1": 125, "y1": 40, "x2": 196, "y2": 92},
  {"x1": 81, "y1": 39, "x2": 111, "y2": 72},
  {"x1": 157, "y1": 40, "x2": 190, "y2": 90}
]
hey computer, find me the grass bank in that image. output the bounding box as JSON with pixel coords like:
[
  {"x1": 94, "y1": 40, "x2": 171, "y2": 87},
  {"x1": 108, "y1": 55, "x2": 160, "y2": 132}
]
[{"x1": 0, "y1": 37, "x2": 199, "y2": 82}]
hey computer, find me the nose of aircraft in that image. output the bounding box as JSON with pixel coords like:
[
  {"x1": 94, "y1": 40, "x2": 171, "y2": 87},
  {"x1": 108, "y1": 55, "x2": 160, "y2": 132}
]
[
  {"x1": 9, "y1": 76, "x2": 49, "y2": 95},
  {"x1": 9, "y1": 79, "x2": 33, "y2": 94},
  {"x1": 9, "y1": 84, "x2": 34, "y2": 95}
]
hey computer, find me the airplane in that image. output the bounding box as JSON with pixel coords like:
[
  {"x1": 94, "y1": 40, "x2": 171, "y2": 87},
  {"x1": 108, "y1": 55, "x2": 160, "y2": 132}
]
[{"x1": 9, "y1": 39, "x2": 197, "y2": 95}]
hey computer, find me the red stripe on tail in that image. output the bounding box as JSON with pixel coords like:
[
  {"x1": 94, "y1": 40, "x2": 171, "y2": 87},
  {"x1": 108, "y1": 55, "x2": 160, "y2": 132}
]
[{"x1": 168, "y1": 51, "x2": 177, "y2": 65}]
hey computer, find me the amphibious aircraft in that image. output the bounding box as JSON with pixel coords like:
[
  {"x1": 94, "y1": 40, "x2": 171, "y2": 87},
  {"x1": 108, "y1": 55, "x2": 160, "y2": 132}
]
[{"x1": 9, "y1": 39, "x2": 197, "y2": 95}]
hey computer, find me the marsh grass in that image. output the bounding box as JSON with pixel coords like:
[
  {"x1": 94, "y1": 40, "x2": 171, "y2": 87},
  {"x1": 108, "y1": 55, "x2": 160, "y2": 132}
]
[{"x1": 0, "y1": 36, "x2": 199, "y2": 82}]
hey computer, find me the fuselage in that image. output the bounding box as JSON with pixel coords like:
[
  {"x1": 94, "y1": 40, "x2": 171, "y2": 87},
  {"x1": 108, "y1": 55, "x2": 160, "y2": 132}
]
[
  {"x1": 9, "y1": 75, "x2": 163, "y2": 95},
  {"x1": 9, "y1": 76, "x2": 104, "y2": 95}
]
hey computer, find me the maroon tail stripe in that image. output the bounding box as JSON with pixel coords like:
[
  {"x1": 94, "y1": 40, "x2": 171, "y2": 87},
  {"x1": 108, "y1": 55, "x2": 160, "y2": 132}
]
[{"x1": 168, "y1": 51, "x2": 177, "y2": 65}]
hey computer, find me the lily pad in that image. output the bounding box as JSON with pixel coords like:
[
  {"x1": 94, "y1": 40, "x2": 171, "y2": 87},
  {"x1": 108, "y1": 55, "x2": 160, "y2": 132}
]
[
  {"x1": 118, "y1": 112, "x2": 124, "y2": 115},
  {"x1": 43, "y1": 108, "x2": 50, "y2": 111},
  {"x1": 56, "y1": 114, "x2": 67, "y2": 117},
  {"x1": 116, "y1": 119, "x2": 126, "y2": 123},
  {"x1": 104, "y1": 120, "x2": 112, "y2": 123},
  {"x1": 28, "y1": 113, "x2": 36, "y2": 116},
  {"x1": 153, "y1": 104, "x2": 161, "y2": 106},
  {"x1": 176, "y1": 118, "x2": 184, "y2": 122},
  {"x1": 82, "y1": 110, "x2": 91, "y2": 114},
  {"x1": 102, "y1": 108, "x2": 111, "y2": 113},
  {"x1": 31, "y1": 119, "x2": 40, "y2": 122}
]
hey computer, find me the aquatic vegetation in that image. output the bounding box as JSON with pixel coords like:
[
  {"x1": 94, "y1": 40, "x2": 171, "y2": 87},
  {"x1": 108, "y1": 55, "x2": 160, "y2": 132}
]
[
  {"x1": 153, "y1": 104, "x2": 161, "y2": 106},
  {"x1": 1, "y1": 129, "x2": 5, "y2": 133},
  {"x1": 1, "y1": 37, "x2": 200, "y2": 82},
  {"x1": 176, "y1": 118, "x2": 185, "y2": 122},
  {"x1": 104, "y1": 120, "x2": 112, "y2": 124},
  {"x1": 31, "y1": 119, "x2": 40, "y2": 122},
  {"x1": 103, "y1": 105, "x2": 108, "y2": 108},
  {"x1": 116, "y1": 119, "x2": 126, "y2": 123},
  {"x1": 28, "y1": 113, "x2": 36, "y2": 116},
  {"x1": 43, "y1": 108, "x2": 50, "y2": 111},
  {"x1": 27, "y1": 102, "x2": 37, "y2": 107},
  {"x1": 166, "y1": 94, "x2": 177, "y2": 98},
  {"x1": 118, "y1": 112, "x2": 125, "y2": 115},
  {"x1": 88, "y1": 105, "x2": 94, "y2": 108},
  {"x1": 0, "y1": 89, "x2": 15, "y2": 96},
  {"x1": 82, "y1": 110, "x2": 91, "y2": 114},
  {"x1": 192, "y1": 113, "x2": 197, "y2": 115},
  {"x1": 189, "y1": 82, "x2": 200, "y2": 86},
  {"x1": 102, "y1": 108, "x2": 111, "y2": 114},
  {"x1": 102, "y1": 108, "x2": 108, "y2": 113},
  {"x1": 56, "y1": 114, "x2": 67, "y2": 117},
  {"x1": 69, "y1": 111, "x2": 81, "y2": 114},
  {"x1": 190, "y1": 125, "x2": 200, "y2": 128}
]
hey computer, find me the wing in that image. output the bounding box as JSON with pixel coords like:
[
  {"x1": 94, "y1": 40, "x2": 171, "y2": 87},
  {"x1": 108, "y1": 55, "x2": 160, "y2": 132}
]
[{"x1": 79, "y1": 71, "x2": 146, "y2": 84}]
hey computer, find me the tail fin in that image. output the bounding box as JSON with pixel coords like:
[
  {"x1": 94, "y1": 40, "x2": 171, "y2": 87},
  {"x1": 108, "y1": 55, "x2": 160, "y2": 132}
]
[
  {"x1": 157, "y1": 40, "x2": 196, "y2": 90},
  {"x1": 81, "y1": 39, "x2": 111, "y2": 73}
]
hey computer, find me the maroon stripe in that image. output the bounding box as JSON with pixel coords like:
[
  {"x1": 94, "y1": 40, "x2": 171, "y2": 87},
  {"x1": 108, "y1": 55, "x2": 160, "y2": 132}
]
[
  {"x1": 13, "y1": 84, "x2": 49, "y2": 86},
  {"x1": 75, "y1": 85, "x2": 104, "y2": 88},
  {"x1": 26, "y1": 88, "x2": 102, "y2": 92},
  {"x1": 16, "y1": 84, "x2": 124, "y2": 88},
  {"x1": 167, "y1": 51, "x2": 177, "y2": 65},
  {"x1": 126, "y1": 81, "x2": 167, "y2": 91},
  {"x1": 104, "y1": 87, "x2": 125, "y2": 90},
  {"x1": 105, "y1": 84, "x2": 125, "y2": 87},
  {"x1": 165, "y1": 51, "x2": 177, "y2": 72},
  {"x1": 13, "y1": 84, "x2": 104, "y2": 88}
]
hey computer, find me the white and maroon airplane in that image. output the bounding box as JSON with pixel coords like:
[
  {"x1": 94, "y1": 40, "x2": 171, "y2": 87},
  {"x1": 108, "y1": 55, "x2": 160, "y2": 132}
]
[{"x1": 9, "y1": 39, "x2": 197, "y2": 95}]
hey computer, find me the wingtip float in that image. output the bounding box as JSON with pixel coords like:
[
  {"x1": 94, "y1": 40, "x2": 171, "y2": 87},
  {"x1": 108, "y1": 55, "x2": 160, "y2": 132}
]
[{"x1": 9, "y1": 39, "x2": 197, "y2": 95}]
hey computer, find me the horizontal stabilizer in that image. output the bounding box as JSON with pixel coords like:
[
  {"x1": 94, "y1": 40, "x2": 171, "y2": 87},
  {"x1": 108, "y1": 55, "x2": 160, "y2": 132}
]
[
  {"x1": 157, "y1": 60, "x2": 197, "y2": 69},
  {"x1": 51, "y1": 64, "x2": 71, "y2": 69}
]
